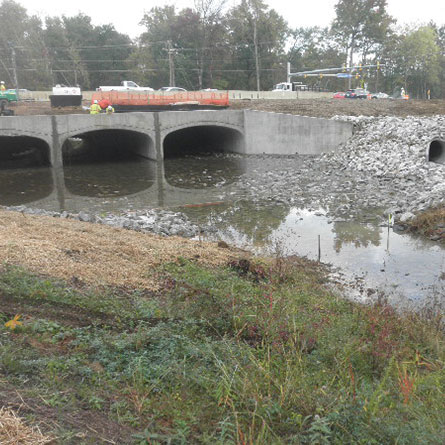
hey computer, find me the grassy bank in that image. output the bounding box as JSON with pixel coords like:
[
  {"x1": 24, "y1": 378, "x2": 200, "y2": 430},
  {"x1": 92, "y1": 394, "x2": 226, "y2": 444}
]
[
  {"x1": 405, "y1": 206, "x2": 445, "y2": 242},
  {"x1": 1, "y1": 255, "x2": 444, "y2": 444}
]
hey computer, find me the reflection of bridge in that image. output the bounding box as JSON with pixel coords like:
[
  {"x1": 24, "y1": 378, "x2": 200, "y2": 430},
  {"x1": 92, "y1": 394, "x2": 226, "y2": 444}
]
[
  {"x1": 0, "y1": 110, "x2": 353, "y2": 167},
  {"x1": 0, "y1": 158, "x2": 247, "y2": 212}
]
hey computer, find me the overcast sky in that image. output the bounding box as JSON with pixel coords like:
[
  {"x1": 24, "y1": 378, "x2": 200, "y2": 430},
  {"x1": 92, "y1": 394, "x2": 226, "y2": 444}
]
[{"x1": 17, "y1": 0, "x2": 445, "y2": 38}]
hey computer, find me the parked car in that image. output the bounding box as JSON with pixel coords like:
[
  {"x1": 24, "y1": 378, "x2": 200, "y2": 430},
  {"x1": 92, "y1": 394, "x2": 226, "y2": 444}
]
[
  {"x1": 345, "y1": 88, "x2": 370, "y2": 99},
  {"x1": 201, "y1": 88, "x2": 219, "y2": 92},
  {"x1": 333, "y1": 92, "x2": 346, "y2": 99},
  {"x1": 371, "y1": 92, "x2": 389, "y2": 99},
  {"x1": 97, "y1": 80, "x2": 154, "y2": 92},
  {"x1": 158, "y1": 87, "x2": 187, "y2": 92}
]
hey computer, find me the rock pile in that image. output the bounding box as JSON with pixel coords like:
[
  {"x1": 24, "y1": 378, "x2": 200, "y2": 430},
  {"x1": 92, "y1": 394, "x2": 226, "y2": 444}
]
[
  {"x1": 231, "y1": 115, "x2": 445, "y2": 224},
  {"x1": 4, "y1": 206, "x2": 199, "y2": 238},
  {"x1": 325, "y1": 115, "x2": 445, "y2": 220}
]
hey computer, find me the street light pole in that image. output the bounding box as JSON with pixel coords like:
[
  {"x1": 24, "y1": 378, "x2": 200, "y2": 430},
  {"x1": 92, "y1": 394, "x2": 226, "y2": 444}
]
[{"x1": 8, "y1": 42, "x2": 20, "y2": 101}]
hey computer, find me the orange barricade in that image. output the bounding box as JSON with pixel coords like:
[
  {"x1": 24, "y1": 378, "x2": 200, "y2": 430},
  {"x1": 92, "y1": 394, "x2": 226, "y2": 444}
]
[{"x1": 91, "y1": 91, "x2": 229, "y2": 108}]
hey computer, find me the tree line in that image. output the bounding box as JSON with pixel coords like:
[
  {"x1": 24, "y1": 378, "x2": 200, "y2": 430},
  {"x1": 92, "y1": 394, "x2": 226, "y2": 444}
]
[{"x1": 0, "y1": 0, "x2": 444, "y2": 98}]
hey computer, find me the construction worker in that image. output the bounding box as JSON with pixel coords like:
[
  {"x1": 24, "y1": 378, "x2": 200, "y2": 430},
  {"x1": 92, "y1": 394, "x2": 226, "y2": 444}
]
[
  {"x1": 0, "y1": 81, "x2": 5, "y2": 92},
  {"x1": 90, "y1": 99, "x2": 101, "y2": 115},
  {"x1": 105, "y1": 105, "x2": 115, "y2": 114}
]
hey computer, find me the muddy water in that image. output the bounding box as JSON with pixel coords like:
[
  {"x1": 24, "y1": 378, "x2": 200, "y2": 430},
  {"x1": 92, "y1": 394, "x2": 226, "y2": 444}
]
[{"x1": 0, "y1": 154, "x2": 443, "y2": 310}]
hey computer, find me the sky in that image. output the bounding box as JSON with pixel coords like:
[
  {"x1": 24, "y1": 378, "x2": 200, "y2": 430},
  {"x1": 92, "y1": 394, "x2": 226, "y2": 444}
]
[{"x1": 16, "y1": 0, "x2": 445, "y2": 38}]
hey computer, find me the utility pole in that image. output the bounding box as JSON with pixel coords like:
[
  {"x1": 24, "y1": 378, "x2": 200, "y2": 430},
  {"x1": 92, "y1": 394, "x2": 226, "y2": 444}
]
[
  {"x1": 167, "y1": 40, "x2": 176, "y2": 87},
  {"x1": 8, "y1": 42, "x2": 20, "y2": 101},
  {"x1": 253, "y1": 14, "x2": 260, "y2": 91}
]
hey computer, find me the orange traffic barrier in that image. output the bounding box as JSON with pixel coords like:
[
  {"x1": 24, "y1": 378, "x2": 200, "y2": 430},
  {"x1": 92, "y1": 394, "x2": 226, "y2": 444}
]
[{"x1": 91, "y1": 91, "x2": 229, "y2": 108}]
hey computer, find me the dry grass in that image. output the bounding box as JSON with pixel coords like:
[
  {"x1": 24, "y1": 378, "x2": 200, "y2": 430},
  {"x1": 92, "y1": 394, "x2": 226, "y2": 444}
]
[
  {"x1": 0, "y1": 407, "x2": 54, "y2": 445},
  {"x1": 0, "y1": 209, "x2": 240, "y2": 290},
  {"x1": 407, "y1": 206, "x2": 445, "y2": 237}
]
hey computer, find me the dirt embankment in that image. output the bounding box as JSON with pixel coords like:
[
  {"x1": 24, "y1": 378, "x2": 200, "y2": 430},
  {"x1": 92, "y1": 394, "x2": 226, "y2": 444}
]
[
  {"x1": 229, "y1": 98, "x2": 445, "y2": 118},
  {"x1": 8, "y1": 98, "x2": 445, "y2": 117}
]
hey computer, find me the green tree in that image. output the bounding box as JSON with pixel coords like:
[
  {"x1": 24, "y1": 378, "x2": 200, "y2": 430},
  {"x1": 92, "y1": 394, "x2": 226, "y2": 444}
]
[
  {"x1": 332, "y1": 0, "x2": 393, "y2": 87},
  {"x1": 46, "y1": 14, "x2": 133, "y2": 89},
  {"x1": 0, "y1": 0, "x2": 52, "y2": 90},
  {"x1": 224, "y1": 0, "x2": 289, "y2": 90},
  {"x1": 396, "y1": 25, "x2": 441, "y2": 98},
  {"x1": 288, "y1": 26, "x2": 346, "y2": 91}
]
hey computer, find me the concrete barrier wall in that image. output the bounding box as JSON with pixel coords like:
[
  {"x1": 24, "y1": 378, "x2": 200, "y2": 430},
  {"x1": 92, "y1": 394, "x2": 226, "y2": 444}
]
[
  {"x1": 229, "y1": 90, "x2": 333, "y2": 100},
  {"x1": 23, "y1": 90, "x2": 332, "y2": 102}
]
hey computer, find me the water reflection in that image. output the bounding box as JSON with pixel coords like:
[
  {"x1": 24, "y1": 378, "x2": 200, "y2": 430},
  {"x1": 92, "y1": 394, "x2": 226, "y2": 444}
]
[
  {"x1": 64, "y1": 157, "x2": 156, "y2": 197},
  {"x1": 332, "y1": 220, "x2": 381, "y2": 252},
  {"x1": 190, "y1": 204, "x2": 444, "y2": 305},
  {"x1": 164, "y1": 155, "x2": 246, "y2": 189},
  {"x1": 0, "y1": 167, "x2": 53, "y2": 206}
]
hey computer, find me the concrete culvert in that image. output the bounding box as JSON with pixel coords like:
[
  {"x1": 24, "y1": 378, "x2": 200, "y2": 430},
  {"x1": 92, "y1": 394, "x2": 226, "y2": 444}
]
[
  {"x1": 62, "y1": 130, "x2": 155, "y2": 164},
  {"x1": 163, "y1": 125, "x2": 244, "y2": 158},
  {"x1": 426, "y1": 137, "x2": 445, "y2": 164},
  {"x1": 0, "y1": 136, "x2": 50, "y2": 168}
]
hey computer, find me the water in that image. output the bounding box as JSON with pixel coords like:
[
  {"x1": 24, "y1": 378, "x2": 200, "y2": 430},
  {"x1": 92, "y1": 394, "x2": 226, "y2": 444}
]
[{"x1": 0, "y1": 154, "x2": 443, "y2": 310}]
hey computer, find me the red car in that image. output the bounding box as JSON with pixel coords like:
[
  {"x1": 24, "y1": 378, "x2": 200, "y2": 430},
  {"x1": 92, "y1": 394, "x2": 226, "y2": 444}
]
[{"x1": 333, "y1": 92, "x2": 346, "y2": 99}]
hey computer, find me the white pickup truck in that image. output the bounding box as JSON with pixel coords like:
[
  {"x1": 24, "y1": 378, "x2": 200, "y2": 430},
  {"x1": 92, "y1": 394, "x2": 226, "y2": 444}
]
[{"x1": 96, "y1": 80, "x2": 154, "y2": 92}]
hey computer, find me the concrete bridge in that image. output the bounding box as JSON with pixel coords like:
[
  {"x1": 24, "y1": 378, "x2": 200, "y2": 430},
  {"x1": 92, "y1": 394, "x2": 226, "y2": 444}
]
[{"x1": 0, "y1": 110, "x2": 353, "y2": 167}]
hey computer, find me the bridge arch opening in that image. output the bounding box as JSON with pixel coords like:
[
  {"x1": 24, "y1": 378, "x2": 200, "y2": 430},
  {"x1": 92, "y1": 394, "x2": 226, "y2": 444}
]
[
  {"x1": 62, "y1": 129, "x2": 155, "y2": 165},
  {"x1": 163, "y1": 125, "x2": 244, "y2": 159},
  {"x1": 62, "y1": 130, "x2": 156, "y2": 197},
  {"x1": 0, "y1": 136, "x2": 50, "y2": 169}
]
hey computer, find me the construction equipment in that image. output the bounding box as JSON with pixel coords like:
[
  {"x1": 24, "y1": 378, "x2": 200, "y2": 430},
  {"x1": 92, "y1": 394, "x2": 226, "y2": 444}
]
[
  {"x1": 0, "y1": 89, "x2": 17, "y2": 109},
  {"x1": 49, "y1": 85, "x2": 82, "y2": 107}
]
